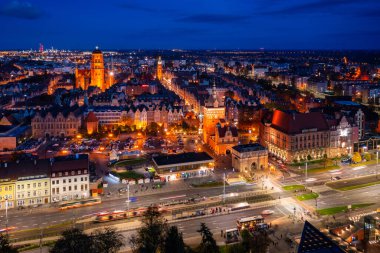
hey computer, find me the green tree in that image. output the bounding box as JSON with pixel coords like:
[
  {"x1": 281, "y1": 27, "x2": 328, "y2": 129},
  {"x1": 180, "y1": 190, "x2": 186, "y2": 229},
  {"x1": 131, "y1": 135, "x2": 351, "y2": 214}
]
[
  {"x1": 50, "y1": 228, "x2": 92, "y2": 253},
  {"x1": 92, "y1": 227, "x2": 124, "y2": 253},
  {"x1": 129, "y1": 206, "x2": 168, "y2": 253},
  {"x1": 249, "y1": 231, "x2": 270, "y2": 253},
  {"x1": 196, "y1": 223, "x2": 219, "y2": 253},
  {"x1": 224, "y1": 243, "x2": 246, "y2": 253},
  {"x1": 240, "y1": 229, "x2": 251, "y2": 251},
  {"x1": 163, "y1": 226, "x2": 185, "y2": 253},
  {"x1": 0, "y1": 233, "x2": 17, "y2": 253}
]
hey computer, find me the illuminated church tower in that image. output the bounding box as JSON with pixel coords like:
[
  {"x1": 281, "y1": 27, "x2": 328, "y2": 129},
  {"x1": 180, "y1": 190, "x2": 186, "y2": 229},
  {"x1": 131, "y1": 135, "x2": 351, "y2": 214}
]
[
  {"x1": 156, "y1": 56, "x2": 163, "y2": 81},
  {"x1": 75, "y1": 47, "x2": 114, "y2": 92},
  {"x1": 91, "y1": 47, "x2": 105, "y2": 90}
]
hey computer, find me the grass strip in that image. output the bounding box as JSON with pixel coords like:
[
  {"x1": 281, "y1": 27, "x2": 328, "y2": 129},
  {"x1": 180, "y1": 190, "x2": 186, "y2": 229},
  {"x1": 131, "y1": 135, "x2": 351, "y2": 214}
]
[
  {"x1": 282, "y1": 185, "x2": 305, "y2": 191},
  {"x1": 317, "y1": 203, "x2": 374, "y2": 216},
  {"x1": 297, "y1": 192, "x2": 319, "y2": 201}
]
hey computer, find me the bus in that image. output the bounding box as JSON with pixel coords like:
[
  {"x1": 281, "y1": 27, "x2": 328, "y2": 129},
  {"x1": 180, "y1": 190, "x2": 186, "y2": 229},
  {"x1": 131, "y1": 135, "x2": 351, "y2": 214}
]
[
  {"x1": 59, "y1": 198, "x2": 101, "y2": 210},
  {"x1": 236, "y1": 215, "x2": 265, "y2": 231}
]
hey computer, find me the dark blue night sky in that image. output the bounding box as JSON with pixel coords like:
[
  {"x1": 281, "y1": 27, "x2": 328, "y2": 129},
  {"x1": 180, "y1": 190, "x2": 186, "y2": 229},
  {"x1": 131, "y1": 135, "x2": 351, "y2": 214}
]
[{"x1": 1, "y1": 0, "x2": 379, "y2": 50}]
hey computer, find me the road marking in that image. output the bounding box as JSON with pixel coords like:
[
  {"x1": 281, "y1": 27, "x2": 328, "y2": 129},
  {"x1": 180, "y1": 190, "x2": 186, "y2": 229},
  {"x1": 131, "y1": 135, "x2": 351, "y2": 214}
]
[{"x1": 160, "y1": 194, "x2": 187, "y2": 200}]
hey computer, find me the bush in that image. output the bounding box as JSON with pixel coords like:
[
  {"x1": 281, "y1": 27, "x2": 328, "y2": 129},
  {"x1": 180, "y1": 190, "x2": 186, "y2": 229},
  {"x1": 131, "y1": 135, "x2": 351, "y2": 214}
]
[{"x1": 352, "y1": 152, "x2": 362, "y2": 163}]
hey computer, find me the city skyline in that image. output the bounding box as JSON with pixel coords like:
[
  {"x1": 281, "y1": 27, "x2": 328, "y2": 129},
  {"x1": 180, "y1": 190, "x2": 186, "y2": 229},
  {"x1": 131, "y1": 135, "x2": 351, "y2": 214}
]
[{"x1": 1, "y1": 0, "x2": 380, "y2": 50}]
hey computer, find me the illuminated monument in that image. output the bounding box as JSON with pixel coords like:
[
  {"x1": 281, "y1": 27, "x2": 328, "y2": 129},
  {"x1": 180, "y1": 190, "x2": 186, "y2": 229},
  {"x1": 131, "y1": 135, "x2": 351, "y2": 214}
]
[{"x1": 75, "y1": 47, "x2": 114, "y2": 92}]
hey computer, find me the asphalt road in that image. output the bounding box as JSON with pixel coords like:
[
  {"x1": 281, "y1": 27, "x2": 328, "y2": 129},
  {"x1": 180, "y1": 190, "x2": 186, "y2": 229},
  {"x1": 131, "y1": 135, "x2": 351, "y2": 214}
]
[
  {"x1": 119, "y1": 204, "x2": 291, "y2": 249},
  {"x1": 0, "y1": 183, "x2": 262, "y2": 231}
]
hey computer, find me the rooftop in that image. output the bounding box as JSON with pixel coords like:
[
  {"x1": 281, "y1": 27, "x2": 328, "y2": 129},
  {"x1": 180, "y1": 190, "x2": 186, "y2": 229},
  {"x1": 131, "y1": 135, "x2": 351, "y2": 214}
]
[
  {"x1": 232, "y1": 143, "x2": 267, "y2": 153},
  {"x1": 271, "y1": 110, "x2": 329, "y2": 135},
  {"x1": 153, "y1": 152, "x2": 213, "y2": 166}
]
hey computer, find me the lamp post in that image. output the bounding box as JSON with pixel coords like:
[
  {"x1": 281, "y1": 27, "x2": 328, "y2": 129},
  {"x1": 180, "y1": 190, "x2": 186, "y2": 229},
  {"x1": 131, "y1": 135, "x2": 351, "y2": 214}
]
[
  {"x1": 223, "y1": 173, "x2": 226, "y2": 203},
  {"x1": 126, "y1": 184, "x2": 130, "y2": 218},
  {"x1": 5, "y1": 198, "x2": 8, "y2": 234},
  {"x1": 305, "y1": 162, "x2": 308, "y2": 186},
  {"x1": 377, "y1": 146, "x2": 379, "y2": 179}
]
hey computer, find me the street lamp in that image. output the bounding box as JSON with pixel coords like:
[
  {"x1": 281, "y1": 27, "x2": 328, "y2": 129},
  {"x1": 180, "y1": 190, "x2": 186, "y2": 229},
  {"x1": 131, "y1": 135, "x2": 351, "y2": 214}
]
[
  {"x1": 5, "y1": 198, "x2": 8, "y2": 233},
  {"x1": 126, "y1": 184, "x2": 130, "y2": 218},
  {"x1": 377, "y1": 145, "x2": 379, "y2": 179}
]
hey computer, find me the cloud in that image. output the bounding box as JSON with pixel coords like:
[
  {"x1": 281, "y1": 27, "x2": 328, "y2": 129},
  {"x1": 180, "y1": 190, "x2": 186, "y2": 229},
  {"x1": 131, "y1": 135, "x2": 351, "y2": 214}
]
[
  {"x1": 177, "y1": 14, "x2": 250, "y2": 24},
  {"x1": 264, "y1": 0, "x2": 369, "y2": 15},
  {"x1": 0, "y1": 0, "x2": 44, "y2": 20}
]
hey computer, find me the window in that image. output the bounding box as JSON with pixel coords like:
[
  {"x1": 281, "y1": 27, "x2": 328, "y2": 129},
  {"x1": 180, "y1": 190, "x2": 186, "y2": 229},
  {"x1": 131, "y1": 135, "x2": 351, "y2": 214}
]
[
  {"x1": 17, "y1": 185, "x2": 20, "y2": 190},
  {"x1": 84, "y1": 170, "x2": 87, "y2": 174},
  {"x1": 38, "y1": 183, "x2": 41, "y2": 187},
  {"x1": 65, "y1": 172, "x2": 68, "y2": 176},
  {"x1": 69, "y1": 186, "x2": 71, "y2": 191},
  {"x1": 81, "y1": 185, "x2": 83, "y2": 191},
  {"x1": 45, "y1": 182, "x2": 48, "y2": 187},
  {"x1": 71, "y1": 171, "x2": 75, "y2": 176},
  {"x1": 78, "y1": 170, "x2": 81, "y2": 175},
  {"x1": 84, "y1": 177, "x2": 87, "y2": 181},
  {"x1": 74, "y1": 185, "x2": 77, "y2": 190},
  {"x1": 5, "y1": 187, "x2": 8, "y2": 191},
  {"x1": 52, "y1": 173, "x2": 56, "y2": 177},
  {"x1": 63, "y1": 179, "x2": 66, "y2": 184},
  {"x1": 33, "y1": 183, "x2": 36, "y2": 188},
  {"x1": 58, "y1": 172, "x2": 62, "y2": 176},
  {"x1": 63, "y1": 187, "x2": 66, "y2": 192},
  {"x1": 81, "y1": 177, "x2": 83, "y2": 182},
  {"x1": 56, "y1": 180, "x2": 59, "y2": 184},
  {"x1": 85, "y1": 184, "x2": 87, "y2": 190},
  {"x1": 52, "y1": 181, "x2": 55, "y2": 185},
  {"x1": 45, "y1": 190, "x2": 48, "y2": 195},
  {"x1": 74, "y1": 178, "x2": 77, "y2": 182},
  {"x1": 68, "y1": 179, "x2": 71, "y2": 183}
]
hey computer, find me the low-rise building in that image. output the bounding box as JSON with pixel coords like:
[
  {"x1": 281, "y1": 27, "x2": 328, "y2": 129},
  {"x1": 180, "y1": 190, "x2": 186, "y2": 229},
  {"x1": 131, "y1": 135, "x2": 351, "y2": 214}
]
[
  {"x1": 0, "y1": 163, "x2": 16, "y2": 210},
  {"x1": 31, "y1": 108, "x2": 82, "y2": 138},
  {"x1": 50, "y1": 154, "x2": 90, "y2": 202},
  {"x1": 231, "y1": 143, "x2": 268, "y2": 178},
  {"x1": 12, "y1": 160, "x2": 51, "y2": 207},
  {"x1": 152, "y1": 152, "x2": 214, "y2": 181}
]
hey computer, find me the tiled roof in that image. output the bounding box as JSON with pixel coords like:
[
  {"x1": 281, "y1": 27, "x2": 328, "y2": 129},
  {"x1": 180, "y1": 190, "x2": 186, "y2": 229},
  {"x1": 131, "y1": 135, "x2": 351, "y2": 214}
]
[{"x1": 271, "y1": 110, "x2": 329, "y2": 134}]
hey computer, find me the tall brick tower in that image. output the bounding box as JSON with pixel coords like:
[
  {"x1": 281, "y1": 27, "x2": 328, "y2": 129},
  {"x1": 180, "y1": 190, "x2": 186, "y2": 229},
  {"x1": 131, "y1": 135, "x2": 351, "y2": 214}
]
[
  {"x1": 156, "y1": 56, "x2": 163, "y2": 81},
  {"x1": 91, "y1": 47, "x2": 106, "y2": 91}
]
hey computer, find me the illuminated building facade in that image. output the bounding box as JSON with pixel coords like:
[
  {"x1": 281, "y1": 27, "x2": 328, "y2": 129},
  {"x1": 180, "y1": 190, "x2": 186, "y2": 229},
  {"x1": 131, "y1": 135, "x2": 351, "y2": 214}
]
[
  {"x1": 231, "y1": 143, "x2": 268, "y2": 178},
  {"x1": 202, "y1": 82, "x2": 225, "y2": 143},
  {"x1": 75, "y1": 47, "x2": 114, "y2": 92},
  {"x1": 208, "y1": 121, "x2": 239, "y2": 155},
  {"x1": 31, "y1": 110, "x2": 82, "y2": 138},
  {"x1": 260, "y1": 110, "x2": 358, "y2": 163}
]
